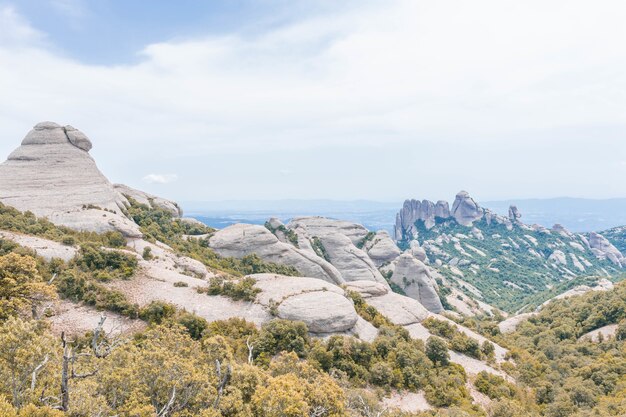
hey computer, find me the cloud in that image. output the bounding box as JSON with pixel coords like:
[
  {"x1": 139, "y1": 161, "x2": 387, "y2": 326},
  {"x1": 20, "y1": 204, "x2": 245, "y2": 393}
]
[
  {"x1": 0, "y1": 1, "x2": 625, "y2": 200},
  {"x1": 0, "y1": 5, "x2": 45, "y2": 45},
  {"x1": 142, "y1": 174, "x2": 178, "y2": 184}
]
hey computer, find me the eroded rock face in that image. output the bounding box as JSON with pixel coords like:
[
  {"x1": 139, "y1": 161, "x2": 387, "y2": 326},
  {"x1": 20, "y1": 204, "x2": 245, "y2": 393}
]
[
  {"x1": 113, "y1": 184, "x2": 181, "y2": 217},
  {"x1": 508, "y1": 206, "x2": 522, "y2": 223},
  {"x1": 363, "y1": 230, "x2": 401, "y2": 267},
  {"x1": 208, "y1": 223, "x2": 345, "y2": 285},
  {"x1": 389, "y1": 254, "x2": 443, "y2": 313},
  {"x1": 394, "y1": 191, "x2": 486, "y2": 240},
  {"x1": 451, "y1": 191, "x2": 483, "y2": 227},
  {"x1": 0, "y1": 122, "x2": 185, "y2": 238},
  {"x1": 286, "y1": 217, "x2": 388, "y2": 284},
  {"x1": 253, "y1": 274, "x2": 361, "y2": 334},
  {"x1": 0, "y1": 122, "x2": 142, "y2": 237},
  {"x1": 588, "y1": 232, "x2": 624, "y2": 266}
]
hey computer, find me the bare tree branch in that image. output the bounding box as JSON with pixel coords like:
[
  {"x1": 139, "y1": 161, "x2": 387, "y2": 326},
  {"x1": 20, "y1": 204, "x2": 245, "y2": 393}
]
[
  {"x1": 31, "y1": 354, "x2": 49, "y2": 391},
  {"x1": 157, "y1": 387, "x2": 176, "y2": 417}
]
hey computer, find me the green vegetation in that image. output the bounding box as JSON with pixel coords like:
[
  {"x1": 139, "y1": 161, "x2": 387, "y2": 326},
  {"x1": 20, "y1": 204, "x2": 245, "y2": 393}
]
[
  {"x1": 126, "y1": 199, "x2": 301, "y2": 277},
  {"x1": 422, "y1": 317, "x2": 487, "y2": 360},
  {"x1": 0, "y1": 202, "x2": 128, "y2": 248},
  {"x1": 356, "y1": 231, "x2": 376, "y2": 249},
  {"x1": 402, "y1": 218, "x2": 622, "y2": 312},
  {"x1": 312, "y1": 236, "x2": 331, "y2": 262},
  {"x1": 264, "y1": 221, "x2": 299, "y2": 247},
  {"x1": 199, "y1": 276, "x2": 262, "y2": 301}
]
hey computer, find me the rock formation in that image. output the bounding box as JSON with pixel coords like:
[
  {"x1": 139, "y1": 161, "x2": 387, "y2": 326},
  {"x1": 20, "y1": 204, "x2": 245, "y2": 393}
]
[
  {"x1": 286, "y1": 217, "x2": 388, "y2": 284},
  {"x1": 362, "y1": 230, "x2": 401, "y2": 266},
  {"x1": 588, "y1": 232, "x2": 624, "y2": 266},
  {"x1": 451, "y1": 191, "x2": 484, "y2": 227},
  {"x1": 386, "y1": 254, "x2": 444, "y2": 313},
  {"x1": 208, "y1": 223, "x2": 346, "y2": 285},
  {"x1": 0, "y1": 122, "x2": 180, "y2": 238},
  {"x1": 394, "y1": 191, "x2": 487, "y2": 240}
]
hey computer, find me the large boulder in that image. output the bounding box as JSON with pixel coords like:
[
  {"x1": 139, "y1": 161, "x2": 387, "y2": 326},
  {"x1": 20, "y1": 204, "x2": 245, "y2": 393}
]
[
  {"x1": 114, "y1": 184, "x2": 182, "y2": 217},
  {"x1": 363, "y1": 230, "x2": 401, "y2": 267},
  {"x1": 388, "y1": 254, "x2": 444, "y2": 313},
  {"x1": 252, "y1": 274, "x2": 365, "y2": 335}
]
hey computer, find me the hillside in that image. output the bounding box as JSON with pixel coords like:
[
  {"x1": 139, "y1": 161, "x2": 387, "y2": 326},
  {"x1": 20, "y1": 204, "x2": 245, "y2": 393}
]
[
  {"x1": 0, "y1": 122, "x2": 517, "y2": 416},
  {"x1": 394, "y1": 192, "x2": 624, "y2": 312}
]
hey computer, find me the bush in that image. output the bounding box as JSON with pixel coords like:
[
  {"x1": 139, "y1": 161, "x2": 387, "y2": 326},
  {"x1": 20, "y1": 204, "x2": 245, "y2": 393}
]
[
  {"x1": 139, "y1": 301, "x2": 177, "y2": 324},
  {"x1": 142, "y1": 246, "x2": 153, "y2": 260},
  {"x1": 61, "y1": 235, "x2": 76, "y2": 246},
  {"x1": 255, "y1": 319, "x2": 310, "y2": 360},
  {"x1": 200, "y1": 276, "x2": 261, "y2": 301},
  {"x1": 173, "y1": 281, "x2": 188, "y2": 287},
  {"x1": 474, "y1": 371, "x2": 517, "y2": 400},
  {"x1": 74, "y1": 244, "x2": 138, "y2": 279},
  {"x1": 426, "y1": 336, "x2": 450, "y2": 366},
  {"x1": 177, "y1": 311, "x2": 208, "y2": 340}
]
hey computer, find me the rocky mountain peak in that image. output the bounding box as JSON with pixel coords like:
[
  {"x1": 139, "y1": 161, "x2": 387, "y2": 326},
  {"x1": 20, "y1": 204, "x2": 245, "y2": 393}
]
[
  {"x1": 0, "y1": 122, "x2": 178, "y2": 237},
  {"x1": 19, "y1": 121, "x2": 93, "y2": 152}
]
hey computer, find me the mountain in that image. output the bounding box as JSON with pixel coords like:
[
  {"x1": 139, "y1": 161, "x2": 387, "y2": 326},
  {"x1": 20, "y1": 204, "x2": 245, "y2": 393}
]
[
  {"x1": 0, "y1": 123, "x2": 506, "y2": 380},
  {"x1": 394, "y1": 191, "x2": 625, "y2": 312}
]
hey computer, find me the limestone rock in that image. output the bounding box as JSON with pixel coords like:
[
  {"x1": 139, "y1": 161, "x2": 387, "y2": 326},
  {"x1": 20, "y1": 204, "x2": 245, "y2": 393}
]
[
  {"x1": 588, "y1": 232, "x2": 624, "y2": 266},
  {"x1": 208, "y1": 224, "x2": 345, "y2": 285},
  {"x1": 343, "y1": 280, "x2": 389, "y2": 298},
  {"x1": 451, "y1": 191, "x2": 483, "y2": 226},
  {"x1": 407, "y1": 240, "x2": 428, "y2": 262},
  {"x1": 113, "y1": 184, "x2": 181, "y2": 217},
  {"x1": 548, "y1": 250, "x2": 567, "y2": 266},
  {"x1": 64, "y1": 125, "x2": 93, "y2": 151},
  {"x1": 0, "y1": 231, "x2": 77, "y2": 262},
  {"x1": 253, "y1": 274, "x2": 358, "y2": 334},
  {"x1": 286, "y1": 217, "x2": 388, "y2": 284},
  {"x1": 0, "y1": 122, "x2": 142, "y2": 237},
  {"x1": 367, "y1": 292, "x2": 430, "y2": 326},
  {"x1": 389, "y1": 254, "x2": 443, "y2": 313},
  {"x1": 277, "y1": 291, "x2": 358, "y2": 333},
  {"x1": 363, "y1": 230, "x2": 401, "y2": 267},
  {"x1": 508, "y1": 205, "x2": 522, "y2": 223}
]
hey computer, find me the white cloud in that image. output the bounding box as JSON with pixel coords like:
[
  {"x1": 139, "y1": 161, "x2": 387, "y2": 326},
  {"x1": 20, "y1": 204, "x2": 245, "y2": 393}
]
[
  {"x1": 142, "y1": 174, "x2": 178, "y2": 184},
  {"x1": 0, "y1": 5, "x2": 45, "y2": 45},
  {"x1": 0, "y1": 1, "x2": 625, "y2": 200}
]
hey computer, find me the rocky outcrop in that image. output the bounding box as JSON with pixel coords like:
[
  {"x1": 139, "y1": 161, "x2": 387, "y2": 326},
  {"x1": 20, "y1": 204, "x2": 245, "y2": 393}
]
[
  {"x1": 0, "y1": 122, "x2": 182, "y2": 239},
  {"x1": 363, "y1": 230, "x2": 401, "y2": 266},
  {"x1": 451, "y1": 191, "x2": 483, "y2": 227},
  {"x1": 286, "y1": 217, "x2": 388, "y2": 284},
  {"x1": 508, "y1": 206, "x2": 522, "y2": 223},
  {"x1": 395, "y1": 191, "x2": 487, "y2": 240},
  {"x1": 0, "y1": 122, "x2": 143, "y2": 237},
  {"x1": 208, "y1": 223, "x2": 345, "y2": 285},
  {"x1": 113, "y1": 184, "x2": 181, "y2": 217},
  {"x1": 588, "y1": 232, "x2": 624, "y2": 266},
  {"x1": 387, "y1": 254, "x2": 443, "y2": 313}
]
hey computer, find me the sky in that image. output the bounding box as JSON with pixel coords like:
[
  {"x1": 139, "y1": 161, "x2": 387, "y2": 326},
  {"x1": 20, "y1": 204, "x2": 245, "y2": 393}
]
[{"x1": 0, "y1": 0, "x2": 625, "y2": 203}]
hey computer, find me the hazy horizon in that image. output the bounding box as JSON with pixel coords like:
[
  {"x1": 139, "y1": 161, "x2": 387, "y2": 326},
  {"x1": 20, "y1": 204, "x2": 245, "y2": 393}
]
[{"x1": 1, "y1": 0, "x2": 626, "y2": 202}]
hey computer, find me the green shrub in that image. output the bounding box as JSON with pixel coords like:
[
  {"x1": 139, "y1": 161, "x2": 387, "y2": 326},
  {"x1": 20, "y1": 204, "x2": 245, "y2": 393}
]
[
  {"x1": 139, "y1": 301, "x2": 177, "y2": 324},
  {"x1": 173, "y1": 281, "x2": 188, "y2": 287},
  {"x1": 61, "y1": 235, "x2": 76, "y2": 246},
  {"x1": 426, "y1": 336, "x2": 450, "y2": 366},
  {"x1": 474, "y1": 371, "x2": 517, "y2": 399},
  {"x1": 200, "y1": 276, "x2": 261, "y2": 301},
  {"x1": 142, "y1": 246, "x2": 153, "y2": 260}
]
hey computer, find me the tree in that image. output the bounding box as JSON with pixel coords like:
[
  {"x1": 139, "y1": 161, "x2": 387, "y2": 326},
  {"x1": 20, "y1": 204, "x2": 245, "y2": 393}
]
[
  {"x1": 0, "y1": 254, "x2": 56, "y2": 320},
  {"x1": 0, "y1": 317, "x2": 56, "y2": 408},
  {"x1": 426, "y1": 336, "x2": 450, "y2": 366}
]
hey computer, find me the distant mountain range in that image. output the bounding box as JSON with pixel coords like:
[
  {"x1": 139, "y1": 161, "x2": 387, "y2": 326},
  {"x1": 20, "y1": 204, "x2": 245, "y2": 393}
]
[{"x1": 183, "y1": 197, "x2": 626, "y2": 233}]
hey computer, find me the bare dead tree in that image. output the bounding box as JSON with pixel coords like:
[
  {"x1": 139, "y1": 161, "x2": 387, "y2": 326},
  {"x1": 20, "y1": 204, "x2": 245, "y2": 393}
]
[
  {"x1": 30, "y1": 354, "x2": 49, "y2": 391},
  {"x1": 246, "y1": 336, "x2": 254, "y2": 364},
  {"x1": 213, "y1": 359, "x2": 231, "y2": 409},
  {"x1": 310, "y1": 405, "x2": 329, "y2": 417},
  {"x1": 157, "y1": 387, "x2": 176, "y2": 417}
]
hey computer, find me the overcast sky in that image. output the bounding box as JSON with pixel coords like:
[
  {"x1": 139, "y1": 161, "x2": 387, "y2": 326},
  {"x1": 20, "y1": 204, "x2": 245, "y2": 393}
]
[{"x1": 0, "y1": 0, "x2": 625, "y2": 203}]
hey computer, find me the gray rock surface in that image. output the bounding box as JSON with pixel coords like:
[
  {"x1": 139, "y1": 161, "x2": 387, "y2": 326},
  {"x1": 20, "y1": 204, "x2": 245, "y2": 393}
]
[
  {"x1": 286, "y1": 217, "x2": 388, "y2": 284},
  {"x1": 0, "y1": 122, "x2": 144, "y2": 237},
  {"x1": 451, "y1": 191, "x2": 483, "y2": 226},
  {"x1": 588, "y1": 232, "x2": 624, "y2": 266},
  {"x1": 252, "y1": 274, "x2": 360, "y2": 334},
  {"x1": 113, "y1": 184, "x2": 181, "y2": 217},
  {"x1": 363, "y1": 230, "x2": 401, "y2": 266},
  {"x1": 208, "y1": 223, "x2": 345, "y2": 284},
  {"x1": 389, "y1": 254, "x2": 443, "y2": 313},
  {"x1": 508, "y1": 205, "x2": 522, "y2": 223}
]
